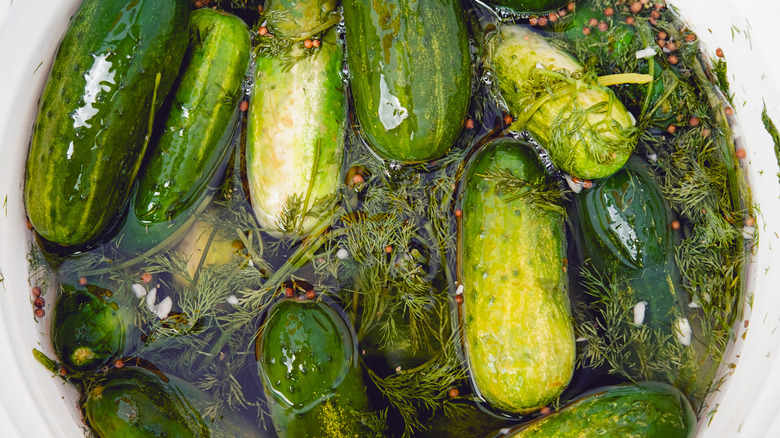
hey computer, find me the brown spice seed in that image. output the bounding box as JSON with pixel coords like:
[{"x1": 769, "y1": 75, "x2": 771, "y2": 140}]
[
  {"x1": 630, "y1": 2, "x2": 642, "y2": 13},
  {"x1": 604, "y1": 7, "x2": 614, "y2": 16}
]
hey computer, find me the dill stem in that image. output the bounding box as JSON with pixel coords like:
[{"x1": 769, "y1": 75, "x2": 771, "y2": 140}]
[{"x1": 597, "y1": 73, "x2": 653, "y2": 87}]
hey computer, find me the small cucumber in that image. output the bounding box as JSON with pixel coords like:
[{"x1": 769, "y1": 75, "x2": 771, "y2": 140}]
[
  {"x1": 343, "y1": 0, "x2": 471, "y2": 163},
  {"x1": 51, "y1": 278, "x2": 136, "y2": 373},
  {"x1": 118, "y1": 8, "x2": 251, "y2": 255},
  {"x1": 486, "y1": 0, "x2": 572, "y2": 13},
  {"x1": 24, "y1": 0, "x2": 190, "y2": 247},
  {"x1": 247, "y1": 28, "x2": 345, "y2": 235},
  {"x1": 170, "y1": 217, "x2": 248, "y2": 288},
  {"x1": 505, "y1": 382, "x2": 696, "y2": 437},
  {"x1": 256, "y1": 298, "x2": 370, "y2": 437},
  {"x1": 264, "y1": 0, "x2": 340, "y2": 39},
  {"x1": 459, "y1": 138, "x2": 574, "y2": 414},
  {"x1": 492, "y1": 25, "x2": 637, "y2": 179}
]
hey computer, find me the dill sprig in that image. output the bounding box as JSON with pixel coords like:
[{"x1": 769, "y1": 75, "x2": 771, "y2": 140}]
[
  {"x1": 363, "y1": 328, "x2": 468, "y2": 438},
  {"x1": 477, "y1": 166, "x2": 569, "y2": 214}
]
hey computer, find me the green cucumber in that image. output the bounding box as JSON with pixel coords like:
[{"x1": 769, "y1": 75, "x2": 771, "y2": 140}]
[
  {"x1": 256, "y1": 298, "x2": 370, "y2": 437},
  {"x1": 118, "y1": 8, "x2": 251, "y2": 255},
  {"x1": 505, "y1": 382, "x2": 696, "y2": 437},
  {"x1": 51, "y1": 278, "x2": 136, "y2": 373},
  {"x1": 264, "y1": 0, "x2": 340, "y2": 39},
  {"x1": 247, "y1": 28, "x2": 345, "y2": 235},
  {"x1": 492, "y1": 25, "x2": 636, "y2": 179},
  {"x1": 24, "y1": 0, "x2": 190, "y2": 247},
  {"x1": 170, "y1": 217, "x2": 248, "y2": 288},
  {"x1": 84, "y1": 367, "x2": 208, "y2": 438},
  {"x1": 343, "y1": 0, "x2": 471, "y2": 163},
  {"x1": 571, "y1": 156, "x2": 685, "y2": 334},
  {"x1": 486, "y1": 0, "x2": 572, "y2": 13},
  {"x1": 459, "y1": 138, "x2": 574, "y2": 414}
]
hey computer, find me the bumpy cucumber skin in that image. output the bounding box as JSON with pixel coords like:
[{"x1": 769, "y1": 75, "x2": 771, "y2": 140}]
[
  {"x1": 506, "y1": 382, "x2": 696, "y2": 437},
  {"x1": 247, "y1": 29, "x2": 345, "y2": 235},
  {"x1": 486, "y1": 0, "x2": 571, "y2": 13},
  {"x1": 257, "y1": 299, "x2": 370, "y2": 437},
  {"x1": 118, "y1": 8, "x2": 250, "y2": 254},
  {"x1": 84, "y1": 367, "x2": 208, "y2": 438},
  {"x1": 51, "y1": 283, "x2": 131, "y2": 372},
  {"x1": 24, "y1": 0, "x2": 190, "y2": 247},
  {"x1": 264, "y1": 0, "x2": 339, "y2": 39},
  {"x1": 460, "y1": 138, "x2": 574, "y2": 414},
  {"x1": 571, "y1": 156, "x2": 684, "y2": 332},
  {"x1": 343, "y1": 0, "x2": 471, "y2": 163},
  {"x1": 493, "y1": 26, "x2": 636, "y2": 180}
]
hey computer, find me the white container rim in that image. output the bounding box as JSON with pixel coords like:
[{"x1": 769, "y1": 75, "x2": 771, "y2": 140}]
[{"x1": 1, "y1": 1, "x2": 780, "y2": 437}]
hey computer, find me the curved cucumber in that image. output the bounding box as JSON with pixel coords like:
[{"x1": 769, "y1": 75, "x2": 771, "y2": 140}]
[
  {"x1": 256, "y1": 298, "x2": 370, "y2": 437},
  {"x1": 24, "y1": 0, "x2": 190, "y2": 247},
  {"x1": 459, "y1": 138, "x2": 574, "y2": 413},
  {"x1": 118, "y1": 8, "x2": 251, "y2": 254},
  {"x1": 51, "y1": 279, "x2": 136, "y2": 373},
  {"x1": 506, "y1": 382, "x2": 696, "y2": 437},
  {"x1": 247, "y1": 28, "x2": 345, "y2": 236},
  {"x1": 343, "y1": 0, "x2": 471, "y2": 163},
  {"x1": 492, "y1": 25, "x2": 636, "y2": 179}
]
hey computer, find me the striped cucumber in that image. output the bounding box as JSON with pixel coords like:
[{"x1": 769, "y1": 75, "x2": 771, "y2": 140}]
[
  {"x1": 459, "y1": 138, "x2": 574, "y2": 414},
  {"x1": 256, "y1": 298, "x2": 370, "y2": 437},
  {"x1": 24, "y1": 0, "x2": 190, "y2": 247},
  {"x1": 247, "y1": 28, "x2": 345, "y2": 236},
  {"x1": 492, "y1": 25, "x2": 637, "y2": 179},
  {"x1": 505, "y1": 382, "x2": 696, "y2": 437},
  {"x1": 117, "y1": 8, "x2": 251, "y2": 255},
  {"x1": 343, "y1": 0, "x2": 471, "y2": 163}
]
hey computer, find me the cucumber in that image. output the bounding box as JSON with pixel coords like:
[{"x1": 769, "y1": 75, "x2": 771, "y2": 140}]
[
  {"x1": 247, "y1": 28, "x2": 345, "y2": 235},
  {"x1": 170, "y1": 217, "x2": 248, "y2": 288},
  {"x1": 255, "y1": 298, "x2": 370, "y2": 437},
  {"x1": 459, "y1": 138, "x2": 574, "y2": 414},
  {"x1": 343, "y1": 0, "x2": 471, "y2": 163},
  {"x1": 492, "y1": 25, "x2": 636, "y2": 179},
  {"x1": 571, "y1": 156, "x2": 684, "y2": 331},
  {"x1": 117, "y1": 8, "x2": 251, "y2": 255},
  {"x1": 505, "y1": 382, "x2": 696, "y2": 437},
  {"x1": 84, "y1": 367, "x2": 208, "y2": 438},
  {"x1": 24, "y1": 0, "x2": 190, "y2": 247},
  {"x1": 570, "y1": 156, "x2": 689, "y2": 375},
  {"x1": 85, "y1": 365, "x2": 261, "y2": 437},
  {"x1": 264, "y1": 0, "x2": 340, "y2": 39},
  {"x1": 486, "y1": 0, "x2": 572, "y2": 13},
  {"x1": 51, "y1": 278, "x2": 136, "y2": 373}
]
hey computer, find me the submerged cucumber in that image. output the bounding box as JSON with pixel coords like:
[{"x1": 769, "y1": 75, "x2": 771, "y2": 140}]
[
  {"x1": 492, "y1": 25, "x2": 637, "y2": 179},
  {"x1": 118, "y1": 8, "x2": 251, "y2": 255},
  {"x1": 24, "y1": 0, "x2": 190, "y2": 247},
  {"x1": 247, "y1": 28, "x2": 345, "y2": 235},
  {"x1": 84, "y1": 367, "x2": 208, "y2": 438},
  {"x1": 343, "y1": 0, "x2": 471, "y2": 163},
  {"x1": 51, "y1": 279, "x2": 136, "y2": 373},
  {"x1": 459, "y1": 138, "x2": 574, "y2": 414},
  {"x1": 256, "y1": 298, "x2": 370, "y2": 437},
  {"x1": 570, "y1": 156, "x2": 690, "y2": 379},
  {"x1": 505, "y1": 381, "x2": 696, "y2": 437}
]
